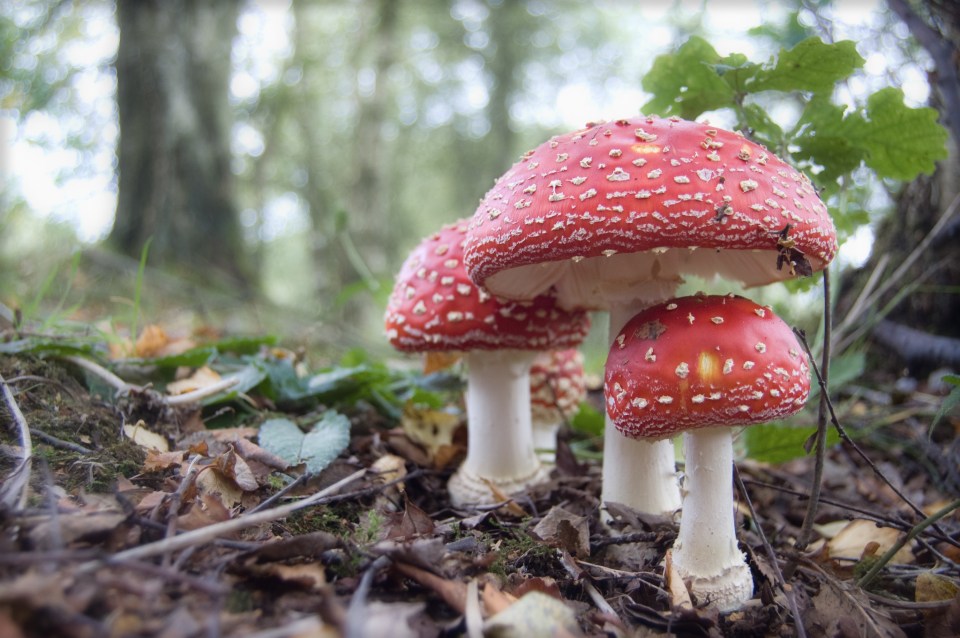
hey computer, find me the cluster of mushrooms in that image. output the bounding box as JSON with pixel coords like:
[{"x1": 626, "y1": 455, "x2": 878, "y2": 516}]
[{"x1": 385, "y1": 115, "x2": 838, "y2": 612}]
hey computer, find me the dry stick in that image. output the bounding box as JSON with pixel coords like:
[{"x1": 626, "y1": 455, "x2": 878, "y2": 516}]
[
  {"x1": 0, "y1": 371, "x2": 33, "y2": 510},
  {"x1": 794, "y1": 332, "x2": 943, "y2": 534},
  {"x1": 29, "y1": 428, "x2": 93, "y2": 455},
  {"x1": 75, "y1": 468, "x2": 366, "y2": 573},
  {"x1": 742, "y1": 478, "x2": 960, "y2": 548},
  {"x1": 857, "y1": 497, "x2": 960, "y2": 590},
  {"x1": 732, "y1": 466, "x2": 807, "y2": 638},
  {"x1": 62, "y1": 355, "x2": 135, "y2": 395},
  {"x1": 61, "y1": 354, "x2": 239, "y2": 405},
  {"x1": 794, "y1": 269, "x2": 832, "y2": 554}
]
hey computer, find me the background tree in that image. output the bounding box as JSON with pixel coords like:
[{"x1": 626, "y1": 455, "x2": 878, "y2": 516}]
[
  {"x1": 110, "y1": 0, "x2": 250, "y2": 289},
  {"x1": 835, "y1": 0, "x2": 960, "y2": 374}
]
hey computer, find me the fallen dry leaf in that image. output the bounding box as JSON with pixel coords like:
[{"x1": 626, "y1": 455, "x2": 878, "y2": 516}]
[
  {"x1": 482, "y1": 590, "x2": 581, "y2": 638},
  {"x1": 825, "y1": 519, "x2": 914, "y2": 564},
  {"x1": 401, "y1": 402, "x2": 462, "y2": 463},
  {"x1": 166, "y1": 365, "x2": 222, "y2": 395},
  {"x1": 123, "y1": 420, "x2": 170, "y2": 453},
  {"x1": 533, "y1": 506, "x2": 590, "y2": 558},
  {"x1": 664, "y1": 548, "x2": 694, "y2": 611},
  {"x1": 143, "y1": 449, "x2": 187, "y2": 472}
]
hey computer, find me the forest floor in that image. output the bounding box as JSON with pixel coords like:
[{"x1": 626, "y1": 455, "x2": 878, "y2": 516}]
[{"x1": 0, "y1": 281, "x2": 959, "y2": 637}]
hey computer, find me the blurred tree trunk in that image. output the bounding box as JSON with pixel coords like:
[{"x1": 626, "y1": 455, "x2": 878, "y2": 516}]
[
  {"x1": 110, "y1": 0, "x2": 249, "y2": 289},
  {"x1": 837, "y1": 0, "x2": 960, "y2": 375}
]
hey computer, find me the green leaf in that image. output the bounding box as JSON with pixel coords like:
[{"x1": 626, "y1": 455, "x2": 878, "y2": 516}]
[
  {"x1": 793, "y1": 98, "x2": 867, "y2": 185},
  {"x1": 258, "y1": 412, "x2": 351, "y2": 474},
  {"x1": 641, "y1": 36, "x2": 734, "y2": 119},
  {"x1": 929, "y1": 375, "x2": 960, "y2": 436},
  {"x1": 743, "y1": 422, "x2": 840, "y2": 464},
  {"x1": 570, "y1": 401, "x2": 604, "y2": 438},
  {"x1": 748, "y1": 38, "x2": 864, "y2": 94},
  {"x1": 851, "y1": 88, "x2": 948, "y2": 180}
]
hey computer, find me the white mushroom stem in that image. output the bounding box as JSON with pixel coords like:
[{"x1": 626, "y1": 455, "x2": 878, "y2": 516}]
[
  {"x1": 532, "y1": 418, "x2": 561, "y2": 463},
  {"x1": 448, "y1": 349, "x2": 548, "y2": 506},
  {"x1": 601, "y1": 302, "x2": 682, "y2": 518},
  {"x1": 671, "y1": 426, "x2": 753, "y2": 612}
]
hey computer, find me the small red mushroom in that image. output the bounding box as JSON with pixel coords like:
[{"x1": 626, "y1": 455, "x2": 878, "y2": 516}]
[
  {"x1": 605, "y1": 293, "x2": 810, "y2": 611},
  {"x1": 385, "y1": 220, "x2": 589, "y2": 507},
  {"x1": 464, "y1": 115, "x2": 836, "y2": 517},
  {"x1": 529, "y1": 348, "x2": 587, "y2": 462}
]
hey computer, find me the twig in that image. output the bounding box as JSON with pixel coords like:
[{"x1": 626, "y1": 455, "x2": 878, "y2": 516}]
[
  {"x1": 795, "y1": 329, "x2": 940, "y2": 530},
  {"x1": 75, "y1": 468, "x2": 366, "y2": 572},
  {"x1": 733, "y1": 465, "x2": 807, "y2": 638},
  {"x1": 29, "y1": 428, "x2": 94, "y2": 455},
  {"x1": 164, "y1": 375, "x2": 241, "y2": 406},
  {"x1": 857, "y1": 498, "x2": 960, "y2": 589},
  {"x1": 62, "y1": 355, "x2": 136, "y2": 395},
  {"x1": 0, "y1": 371, "x2": 33, "y2": 509},
  {"x1": 795, "y1": 269, "x2": 832, "y2": 553}
]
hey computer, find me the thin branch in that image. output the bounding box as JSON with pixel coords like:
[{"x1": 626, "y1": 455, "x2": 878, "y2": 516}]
[
  {"x1": 857, "y1": 498, "x2": 960, "y2": 589},
  {"x1": 62, "y1": 355, "x2": 138, "y2": 395},
  {"x1": 796, "y1": 330, "x2": 945, "y2": 533},
  {"x1": 29, "y1": 428, "x2": 93, "y2": 455},
  {"x1": 75, "y1": 468, "x2": 366, "y2": 572},
  {"x1": 733, "y1": 465, "x2": 807, "y2": 638},
  {"x1": 795, "y1": 269, "x2": 831, "y2": 552}
]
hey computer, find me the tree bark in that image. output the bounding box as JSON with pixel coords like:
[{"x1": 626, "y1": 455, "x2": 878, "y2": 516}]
[
  {"x1": 110, "y1": 0, "x2": 249, "y2": 288},
  {"x1": 837, "y1": 0, "x2": 960, "y2": 375}
]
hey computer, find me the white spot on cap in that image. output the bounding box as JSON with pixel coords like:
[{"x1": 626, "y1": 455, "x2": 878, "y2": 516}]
[
  {"x1": 646, "y1": 169, "x2": 662, "y2": 179},
  {"x1": 657, "y1": 395, "x2": 673, "y2": 404},
  {"x1": 616, "y1": 333, "x2": 626, "y2": 349},
  {"x1": 723, "y1": 359, "x2": 734, "y2": 374},
  {"x1": 607, "y1": 167, "x2": 630, "y2": 181},
  {"x1": 740, "y1": 179, "x2": 759, "y2": 193},
  {"x1": 754, "y1": 308, "x2": 766, "y2": 318},
  {"x1": 631, "y1": 397, "x2": 648, "y2": 409},
  {"x1": 556, "y1": 153, "x2": 569, "y2": 162},
  {"x1": 580, "y1": 157, "x2": 592, "y2": 168},
  {"x1": 523, "y1": 184, "x2": 537, "y2": 194},
  {"x1": 456, "y1": 283, "x2": 471, "y2": 296},
  {"x1": 645, "y1": 347, "x2": 655, "y2": 362},
  {"x1": 676, "y1": 362, "x2": 689, "y2": 378},
  {"x1": 687, "y1": 313, "x2": 695, "y2": 325},
  {"x1": 755, "y1": 342, "x2": 767, "y2": 353},
  {"x1": 413, "y1": 301, "x2": 427, "y2": 315},
  {"x1": 743, "y1": 361, "x2": 755, "y2": 370},
  {"x1": 579, "y1": 188, "x2": 598, "y2": 201},
  {"x1": 666, "y1": 303, "x2": 678, "y2": 310},
  {"x1": 691, "y1": 394, "x2": 705, "y2": 403},
  {"x1": 634, "y1": 128, "x2": 658, "y2": 142},
  {"x1": 570, "y1": 176, "x2": 586, "y2": 185},
  {"x1": 447, "y1": 311, "x2": 464, "y2": 322},
  {"x1": 710, "y1": 316, "x2": 724, "y2": 324},
  {"x1": 609, "y1": 148, "x2": 622, "y2": 157},
  {"x1": 738, "y1": 405, "x2": 750, "y2": 412},
  {"x1": 632, "y1": 158, "x2": 647, "y2": 167},
  {"x1": 674, "y1": 175, "x2": 691, "y2": 184}
]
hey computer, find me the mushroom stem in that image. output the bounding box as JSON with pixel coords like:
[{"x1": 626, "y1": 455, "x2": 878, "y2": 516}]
[
  {"x1": 601, "y1": 302, "x2": 682, "y2": 518},
  {"x1": 448, "y1": 349, "x2": 547, "y2": 506},
  {"x1": 532, "y1": 418, "x2": 561, "y2": 463},
  {"x1": 672, "y1": 426, "x2": 752, "y2": 612}
]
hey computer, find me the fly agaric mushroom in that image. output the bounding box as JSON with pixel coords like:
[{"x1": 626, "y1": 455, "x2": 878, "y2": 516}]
[
  {"x1": 605, "y1": 293, "x2": 810, "y2": 611},
  {"x1": 385, "y1": 220, "x2": 590, "y2": 507},
  {"x1": 529, "y1": 348, "x2": 587, "y2": 462},
  {"x1": 464, "y1": 115, "x2": 836, "y2": 517}
]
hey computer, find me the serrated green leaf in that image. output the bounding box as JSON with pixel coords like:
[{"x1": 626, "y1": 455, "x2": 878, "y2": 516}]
[
  {"x1": 200, "y1": 364, "x2": 267, "y2": 406},
  {"x1": 258, "y1": 412, "x2": 351, "y2": 474},
  {"x1": 713, "y1": 53, "x2": 759, "y2": 94},
  {"x1": 793, "y1": 98, "x2": 867, "y2": 185},
  {"x1": 743, "y1": 422, "x2": 840, "y2": 464},
  {"x1": 748, "y1": 38, "x2": 863, "y2": 94},
  {"x1": 641, "y1": 36, "x2": 734, "y2": 119},
  {"x1": 851, "y1": 87, "x2": 948, "y2": 180},
  {"x1": 0, "y1": 337, "x2": 99, "y2": 357}
]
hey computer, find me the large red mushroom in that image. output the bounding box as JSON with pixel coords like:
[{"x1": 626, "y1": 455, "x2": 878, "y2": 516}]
[
  {"x1": 606, "y1": 293, "x2": 810, "y2": 611},
  {"x1": 385, "y1": 220, "x2": 589, "y2": 507},
  {"x1": 463, "y1": 115, "x2": 836, "y2": 517}
]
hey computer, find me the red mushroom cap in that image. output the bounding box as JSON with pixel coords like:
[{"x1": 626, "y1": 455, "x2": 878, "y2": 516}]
[
  {"x1": 530, "y1": 349, "x2": 587, "y2": 422},
  {"x1": 385, "y1": 220, "x2": 590, "y2": 352},
  {"x1": 605, "y1": 294, "x2": 810, "y2": 440},
  {"x1": 464, "y1": 116, "x2": 837, "y2": 307}
]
